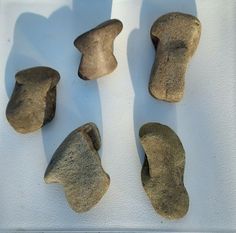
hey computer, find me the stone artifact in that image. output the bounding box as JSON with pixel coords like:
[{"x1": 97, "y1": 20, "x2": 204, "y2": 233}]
[
  {"x1": 6, "y1": 66, "x2": 60, "y2": 133},
  {"x1": 149, "y1": 12, "x2": 201, "y2": 102},
  {"x1": 140, "y1": 122, "x2": 189, "y2": 219},
  {"x1": 74, "y1": 19, "x2": 123, "y2": 80},
  {"x1": 44, "y1": 123, "x2": 110, "y2": 213}
]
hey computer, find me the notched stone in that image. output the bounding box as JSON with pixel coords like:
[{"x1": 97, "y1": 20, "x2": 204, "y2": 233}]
[
  {"x1": 149, "y1": 12, "x2": 201, "y2": 102},
  {"x1": 6, "y1": 66, "x2": 60, "y2": 133},
  {"x1": 74, "y1": 19, "x2": 123, "y2": 80},
  {"x1": 44, "y1": 123, "x2": 110, "y2": 213},
  {"x1": 139, "y1": 122, "x2": 189, "y2": 219}
]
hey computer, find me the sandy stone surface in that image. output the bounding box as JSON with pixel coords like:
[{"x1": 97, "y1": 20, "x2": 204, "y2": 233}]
[
  {"x1": 44, "y1": 123, "x2": 110, "y2": 213},
  {"x1": 149, "y1": 12, "x2": 201, "y2": 102},
  {"x1": 74, "y1": 19, "x2": 123, "y2": 80},
  {"x1": 140, "y1": 122, "x2": 189, "y2": 219},
  {"x1": 6, "y1": 66, "x2": 60, "y2": 133}
]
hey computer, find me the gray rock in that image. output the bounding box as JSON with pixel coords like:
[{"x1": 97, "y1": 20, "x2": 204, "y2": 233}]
[
  {"x1": 6, "y1": 66, "x2": 60, "y2": 134},
  {"x1": 140, "y1": 123, "x2": 189, "y2": 219},
  {"x1": 149, "y1": 12, "x2": 201, "y2": 102},
  {"x1": 44, "y1": 123, "x2": 110, "y2": 213},
  {"x1": 74, "y1": 19, "x2": 123, "y2": 80}
]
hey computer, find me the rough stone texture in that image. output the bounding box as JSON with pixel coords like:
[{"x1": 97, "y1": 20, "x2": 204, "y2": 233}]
[
  {"x1": 149, "y1": 12, "x2": 201, "y2": 102},
  {"x1": 44, "y1": 123, "x2": 110, "y2": 213},
  {"x1": 6, "y1": 66, "x2": 60, "y2": 134},
  {"x1": 140, "y1": 123, "x2": 189, "y2": 219},
  {"x1": 74, "y1": 19, "x2": 123, "y2": 80}
]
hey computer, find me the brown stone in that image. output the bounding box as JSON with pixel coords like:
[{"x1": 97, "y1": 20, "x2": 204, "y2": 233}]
[
  {"x1": 44, "y1": 123, "x2": 110, "y2": 213},
  {"x1": 140, "y1": 123, "x2": 189, "y2": 219},
  {"x1": 149, "y1": 12, "x2": 201, "y2": 102},
  {"x1": 6, "y1": 66, "x2": 60, "y2": 134},
  {"x1": 74, "y1": 19, "x2": 123, "y2": 80}
]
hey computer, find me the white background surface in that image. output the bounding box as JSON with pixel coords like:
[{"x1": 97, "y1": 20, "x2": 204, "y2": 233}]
[{"x1": 0, "y1": 0, "x2": 236, "y2": 232}]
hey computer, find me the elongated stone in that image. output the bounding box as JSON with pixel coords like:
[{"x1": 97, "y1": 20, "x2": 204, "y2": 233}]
[
  {"x1": 149, "y1": 12, "x2": 201, "y2": 102},
  {"x1": 140, "y1": 123, "x2": 189, "y2": 219},
  {"x1": 6, "y1": 66, "x2": 60, "y2": 133},
  {"x1": 74, "y1": 19, "x2": 123, "y2": 80},
  {"x1": 44, "y1": 123, "x2": 110, "y2": 213}
]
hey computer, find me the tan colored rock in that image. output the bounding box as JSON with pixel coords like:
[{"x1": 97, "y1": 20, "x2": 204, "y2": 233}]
[
  {"x1": 140, "y1": 123, "x2": 189, "y2": 219},
  {"x1": 149, "y1": 12, "x2": 201, "y2": 102},
  {"x1": 74, "y1": 19, "x2": 123, "y2": 80},
  {"x1": 44, "y1": 123, "x2": 110, "y2": 213},
  {"x1": 6, "y1": 66, "x2": 60, "y2": 133}
]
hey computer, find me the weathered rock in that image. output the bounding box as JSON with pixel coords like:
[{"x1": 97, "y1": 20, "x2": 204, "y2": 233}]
[
  {"x1": 140, "y1": 123, "x2": 189, "y2": 219},
  {"x1": 44, "y1": 123, "x2": 110, "y2": 213},
  {"x1": 74, "y1": 19, "x2": 123, "y2": 80},
  {"x1": 149, "y1": 12, "x2": 201, "y2": 102},
  {"x1": 6, "y1": 66, "x2": 60, "y2": 134}
]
